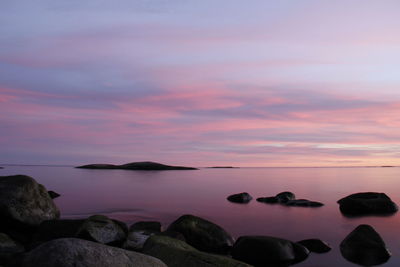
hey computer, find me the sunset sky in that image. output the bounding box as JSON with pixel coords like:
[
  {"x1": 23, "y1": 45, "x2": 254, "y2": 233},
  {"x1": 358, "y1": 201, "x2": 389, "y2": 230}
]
[{"x1": 1, "y1": 1, "x2": 400, "y2": 166}]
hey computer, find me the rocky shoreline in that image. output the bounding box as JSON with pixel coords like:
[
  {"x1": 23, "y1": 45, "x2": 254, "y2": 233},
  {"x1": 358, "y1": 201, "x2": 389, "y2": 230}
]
[{"x1": 0, "y1": 174, "x2": 396, "y2": 266}]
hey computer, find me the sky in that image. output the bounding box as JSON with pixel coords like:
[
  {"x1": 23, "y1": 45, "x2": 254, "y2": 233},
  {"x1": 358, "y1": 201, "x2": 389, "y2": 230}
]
[{"x1": 1, "y1": 0, "x2": 400, "y2": 167}]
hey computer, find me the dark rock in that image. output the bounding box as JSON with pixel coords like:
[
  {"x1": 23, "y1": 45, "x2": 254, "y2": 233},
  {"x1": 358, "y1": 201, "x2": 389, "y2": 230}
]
[
  {"x1": 208, "y1": 166, "x2": 238, "y2": 168},
  {"x1": 47, "y1": 191, "x2": 60, "y2": 199},
  {"x1": 297, "y1": 239, "x2": 331, "y2": 253},
  {"x1": 77, "y1": 215, "x2": 127, "y2": 246},
  {"x1": 157, "y1": 230, "x2": 186, "y2": 242},
  {"x1": 18, "y1": 238, "x2": 167, "y2": 267},
  {"x1": 340, "y1": 224, "x2": 391, "y2": 266},
  {"x1": 232, "y1": 235, "x2": 309, "y2": 266},
  {"x1": 31, "y1": 219, "x2": 85, "y2": 247},
  {"x1": 276, "y1": 191, "x2": 296, "y2": 203},
  {"x1": 76, "y1": 161, "x2": 197, "y2": 170},
  {"x1": 0, "y1": 233, "x2": 24, "y2": 263},
  {"x1": 256, "y1": 197, "x2": 278, "y2": 203},
  {"x1": 123, "y1": 221, "x2": 162, "y2": 251},
  {"x1": 167, "y1": 214, "x2": 234, "y2": 254},
  {"x1": 227, "y1": 192, "x2": 253, "y2": 204},
  {"x1": 286, "y1": 199, "x2": 324, "y2": 207},
  {"x1": 338, "y1": 192, "x2": 398, "y2": 216},
  {"x1": 0, "y1": 175, "x2": 60, "y2": 232},
  {"x1": 129, "y1": 221, "x2": 162, "y2": 233},
  {"x1": 143, "y1": 235, "x2": 250, "y2": 267}
]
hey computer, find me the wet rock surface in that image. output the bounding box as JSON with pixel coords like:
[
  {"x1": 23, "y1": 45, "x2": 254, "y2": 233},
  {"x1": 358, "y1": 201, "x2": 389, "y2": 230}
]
[
  {"x1": 338, "y1": 192, "x2": 398, "y2": 216},
  {"x1": 340, "y1": 224, "x2": 391, "y2": 266},
  {"x1": 227, "y1": 192, "x2": 253, "y2": 203},
  {"x1": 167, "y1": 214, "x2": 235, "y2": 254},
  {"x1": 297, "y1": 239, "x2": 331, "y2": 253}
]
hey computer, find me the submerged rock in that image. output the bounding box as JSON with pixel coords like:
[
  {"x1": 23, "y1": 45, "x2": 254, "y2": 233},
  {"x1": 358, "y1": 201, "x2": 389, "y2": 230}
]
[
  {"x1": 286, "y1": 199, "x2": 324, "y2": 207},
  {"x1": 227, "y1": 192, "x2": 253, "y2": 204},
  {"x1": 297, "y1": 239, "x2": 331, "y2": 253},
  {"x1": 47, "y1": 191, "x2": 60, "y2": 199},
  {"x1": 76, "y1": 161, "x2": 197, "y2": 170},
  {"x1": 167, "y1": 214, "x2": 234, "y2": 254},
  {"x1": 338, "y1": 192, "x2": 398, "y2": 216},
  {"x1": 143, "y1": 235, "x2": 250, "y2": 267},
  {"x1": 232, "y1": 235, "x2": 309, "y2": 266},
  {"x1": 18, "y1": 238, "x2": 166, "y2": 267},
  {"x1": 340, "y1": 224, "x2": 391, "y2": 266},
  {"x1": 0, "y1": 175, "x2": 60, "y2": 227}
]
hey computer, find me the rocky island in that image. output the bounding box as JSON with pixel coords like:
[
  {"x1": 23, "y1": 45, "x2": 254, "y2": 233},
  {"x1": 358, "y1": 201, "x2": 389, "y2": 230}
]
[{"x1": 76, "y1": 161, "x2": 198, "y2": 170}]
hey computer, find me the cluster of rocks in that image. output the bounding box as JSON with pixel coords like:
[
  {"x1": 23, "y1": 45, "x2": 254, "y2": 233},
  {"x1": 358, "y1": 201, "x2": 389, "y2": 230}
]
[
  {"x1": 0, "y1": 174, "x2": 396, "y2": 266},
  {"x1": 227, "y1": 191, "x2": 324, "y2": 207}
]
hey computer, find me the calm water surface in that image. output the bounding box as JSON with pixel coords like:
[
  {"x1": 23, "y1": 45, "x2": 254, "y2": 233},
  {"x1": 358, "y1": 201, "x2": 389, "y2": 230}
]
[{"x1": 1, "y1": 166, "x2": 400, "y2": 267}]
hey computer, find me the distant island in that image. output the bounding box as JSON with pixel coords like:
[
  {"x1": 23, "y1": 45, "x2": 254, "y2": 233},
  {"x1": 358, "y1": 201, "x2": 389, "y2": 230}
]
[
  {"x1": 207, "y1": 166, "x2": 239, "y2": 169},
  {"x1": 76, "y1": 161, "x2": 198, "y2": 170}
]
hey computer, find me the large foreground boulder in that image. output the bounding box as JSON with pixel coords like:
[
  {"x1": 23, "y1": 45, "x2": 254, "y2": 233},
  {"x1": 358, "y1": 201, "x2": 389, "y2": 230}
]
[
  {"x1": 340, "y1": 224, "x2": 391, "y2": 266},
  {"x1": 167, "y1": 214, "x2": 234, "y2": 254},
  {"x1": 338, "y1": 192, "x2": 398, "y2": 216},
  {"x1": 232, "y1": 236, "x2": 309, "y2": 267},
  {"x1": 76, "y1": 161, "x2": 197, "y2": 170},
  {"x1": 227, "y1": 192, "x2": 253, "y2": 204},
  {"x1": 143, "y1": 235, "x2": 250, "y2": 267},
  {"x1": 17, "y1": 238, "x2": 166, "y2": 267},
  {"x1": 0, "y1": 175, "x2": 60, "y2": 227}
]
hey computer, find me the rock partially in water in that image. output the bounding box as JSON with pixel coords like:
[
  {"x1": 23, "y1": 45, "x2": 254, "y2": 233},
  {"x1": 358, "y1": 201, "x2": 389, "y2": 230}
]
[
  {"x1": 0, "y1": 175, "x2": 60, "y2": 228},
  {"x1": 297, "y1": 239, "x2": 331, "y2": 253},
  {"x1": 338, "y1": 192, "x2": 398, "y2": 216},
  {"x1": 232, "y1": 235, "x2": 309, "y2": 266},
  {"x1": 77, "y1": 215, "x2": 127, "y2": 246},
  {"x1": 47, "y1": 191, "x2": 60, "y2": 199},
  {"x1": 167, "y1": 214, "x2": 234, "y2": 254},
  {"x1": 340, "y1": 224, "x2": 391, "y2": 266},
  {"x1": 286, "y1": 199, "x2": 324, "y2": 207},
  {"x1": 0, "y1": 233, "x2": 24, "y2": 263},
  {"x1": 276, "y1": 191, "x2": 296, "y2": 203},
  {"x1": 256, "y1": 196, "x2": 278, "y2": 203},
  {"x1": 18, "y1": 238, "x2": 167, "y2": 267},
  {"x1": 143, "y1": 235, "x2": 250, "y2": 267},
  {"x1": 76, "y1": 161, "x2": 197, "y2": 170},
  {"x1": 227, "y1": 192, "x2": 253, "y2": 204}
]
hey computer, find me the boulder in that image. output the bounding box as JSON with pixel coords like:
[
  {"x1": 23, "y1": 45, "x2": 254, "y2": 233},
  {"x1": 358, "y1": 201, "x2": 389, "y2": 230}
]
[
  {"x1": 297, "y1": 239, "x2": 331, "y2": 253},
  {"x1": 0, "y1": 233, "x2": 24, "y2": 263},
  {"x1": 0, "y1": 175, "x2": 60, "y2": 229},
  {"x1": 143, "y1": 235, "x2": 250, "y2": 267},
  {"x1": 340, "y1": 224, "x2": 391, "y2": 266},
  {"x1": 338, "y1": 192, "x2": 398, "y2": 216},
  {"x1": 256, "y1": 197, "x2": 278, "y2": 203},
  {"x1": 77, "y1": 215, "x2": 127, "y2": 246},
  {"x1": 227, "y1": 192, "x2": 253, "y2": 204},
  {"x1": 124, "y1": 221, "x2": 162, "y2": 252},
  {"x1": 232, "y1": 235, "x2": 309, "y2": 266},
  {"x1": 18, "y1": 238, "x2": 167, "y2": 267},
  {"x1": 286, "y1": 199, "x2": 324, "y2": 207},
  {"x1": 167, "y1": 214, "x2": 234, "y2": 254},
  {"x1": 76, "y1": 161, "x2": 197, "y2": 170},
  {"x1": 47, "y1": 191, "x2": 60, "y2": 199},
  {"x1": 276, "y1": 192, "x2": 296, "y2": 203}
]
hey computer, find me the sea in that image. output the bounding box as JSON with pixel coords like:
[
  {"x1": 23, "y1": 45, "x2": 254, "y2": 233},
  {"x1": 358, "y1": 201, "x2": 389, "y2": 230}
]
[{"x1": 1, "y1": 165, "x2": 399, "y2": 267}]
